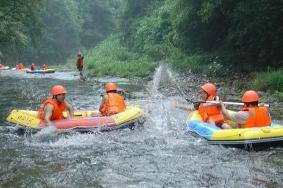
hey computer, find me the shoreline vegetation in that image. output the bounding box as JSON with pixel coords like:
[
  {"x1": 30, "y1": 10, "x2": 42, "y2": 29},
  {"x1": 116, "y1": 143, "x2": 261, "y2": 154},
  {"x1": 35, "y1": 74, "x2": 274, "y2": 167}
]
[
  {"x1": 71, "y1": 0, "x2": 282, "y2": 101},
  {"x1": 82, "y1": 36, "x2": 158, "y2": 80},
  {"x1": 2, "y1": 0, "x2": 281, "y2": 101},
  {"x1": 73, "y1": 34, "x2": 282, "y2": 102}
]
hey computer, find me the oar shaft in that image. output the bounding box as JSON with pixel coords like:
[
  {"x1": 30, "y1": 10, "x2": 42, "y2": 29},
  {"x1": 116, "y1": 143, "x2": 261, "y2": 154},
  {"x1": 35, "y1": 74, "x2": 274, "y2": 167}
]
[
  {"x1": 206, "y1": 101, "x2": 243, "y2": 106},
  {"x1": 206, "y1": 101, "x2": 269, "y2": 107}
]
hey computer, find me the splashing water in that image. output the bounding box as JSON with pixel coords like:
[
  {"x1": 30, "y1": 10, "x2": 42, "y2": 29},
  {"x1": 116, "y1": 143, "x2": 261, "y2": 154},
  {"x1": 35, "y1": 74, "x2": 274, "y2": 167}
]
[
  {"x1": 146, "y1": 64, "x2": 164, "y2": 98},
  {"x1": 0, "y1": 69, "x2": 283, "y2": 187}
]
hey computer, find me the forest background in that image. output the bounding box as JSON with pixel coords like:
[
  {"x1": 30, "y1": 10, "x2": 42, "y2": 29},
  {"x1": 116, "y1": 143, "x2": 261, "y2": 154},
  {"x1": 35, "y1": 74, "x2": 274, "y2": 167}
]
[{"x1": 1, "y1": 0, "x2": 282, "y2": 94}]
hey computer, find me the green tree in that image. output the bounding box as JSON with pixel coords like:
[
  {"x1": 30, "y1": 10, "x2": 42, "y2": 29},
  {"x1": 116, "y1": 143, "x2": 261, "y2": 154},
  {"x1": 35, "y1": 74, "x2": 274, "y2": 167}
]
[
  {"x1": 0, "y1": 0, "x2": 42, "y2": 64},
  {"x1": 37, "y1": 0, "x2": 82, "y2": 64},
  {"x1": 78, "y1": 0, "x2": 116, "y2": 48},
  {"x1": 225, "y1": 0, "x2": 283, "y2": 69},
  {"x1": 118, "y1": 0, "x2": 283, "y2": 70}
]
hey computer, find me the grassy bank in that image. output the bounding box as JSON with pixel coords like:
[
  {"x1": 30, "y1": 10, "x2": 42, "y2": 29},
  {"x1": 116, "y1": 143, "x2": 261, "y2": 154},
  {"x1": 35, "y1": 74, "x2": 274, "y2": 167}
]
[
  {"x1": 80, "y1": 35, "x2": 222, "y2": 79},
  {"x1": 69, "y1": 34, "x2": 283, "y2": 102},
  {"x1": 81, "y1": 36, "x2": 158, "y2": 80},
  {"x1": 252, "y1": 69, "x2": 283, "y2": 101},
  {"x1": 168, "y1": 49, "x2": 283, "y2": 101}
]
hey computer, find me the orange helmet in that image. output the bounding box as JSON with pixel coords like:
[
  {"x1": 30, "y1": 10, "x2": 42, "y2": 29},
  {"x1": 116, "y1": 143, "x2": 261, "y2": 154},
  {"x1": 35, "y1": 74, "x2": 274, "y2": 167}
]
[
  {"x1": 242, "y1": 90, "x2": 259, "y2": 103},
  {"x1": 201, "y1": 83, "x2": 217, "y2": 97},
  {"x1": 51, "y1": 85, "x2": 67, "y2": 96},
  {"x1": 105, "y1": 82, "x2": 117, "y2": 92}
]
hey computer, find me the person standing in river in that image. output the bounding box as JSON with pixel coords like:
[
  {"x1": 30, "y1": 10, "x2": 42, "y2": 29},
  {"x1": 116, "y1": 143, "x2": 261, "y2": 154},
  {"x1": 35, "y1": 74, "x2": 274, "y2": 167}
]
[{"x1": 76, "y1": 51, "x2": 85, "y2": 80}]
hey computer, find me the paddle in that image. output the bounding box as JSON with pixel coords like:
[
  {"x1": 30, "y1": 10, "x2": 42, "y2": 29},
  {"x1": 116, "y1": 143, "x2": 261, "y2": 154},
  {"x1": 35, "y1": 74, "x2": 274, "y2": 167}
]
[{"x1": 185, "y1": 98, "x2": 269, "y2": 107}]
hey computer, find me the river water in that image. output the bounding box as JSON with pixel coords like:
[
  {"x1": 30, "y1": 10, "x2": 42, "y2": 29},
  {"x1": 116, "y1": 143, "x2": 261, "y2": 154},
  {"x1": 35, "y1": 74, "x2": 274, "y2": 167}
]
[{"x1": 0, "y1": 67, "x2": 282, "y2": 188}]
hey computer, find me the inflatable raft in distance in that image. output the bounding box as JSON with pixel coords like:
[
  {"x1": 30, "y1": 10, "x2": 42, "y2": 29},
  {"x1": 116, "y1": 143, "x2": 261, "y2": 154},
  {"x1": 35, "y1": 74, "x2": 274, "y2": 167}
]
[{"x1": 26, "y1": 69, "x2": 55, "y2": 74}]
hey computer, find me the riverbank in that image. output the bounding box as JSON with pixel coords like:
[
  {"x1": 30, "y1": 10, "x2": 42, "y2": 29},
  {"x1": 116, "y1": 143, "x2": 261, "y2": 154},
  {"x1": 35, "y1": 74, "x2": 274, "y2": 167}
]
[
  {"x1": 78, "y1": 36, "x2": 158, "y2": 80},
  {"x1": 64, "y1": 35, "x2": 282, "y2": 117}
]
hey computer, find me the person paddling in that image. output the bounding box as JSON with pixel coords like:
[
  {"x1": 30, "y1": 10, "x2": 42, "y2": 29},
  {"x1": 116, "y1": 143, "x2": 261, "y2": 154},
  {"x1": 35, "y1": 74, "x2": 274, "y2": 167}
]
[
  {"x1": 38, "y1": 85, "x2": 74, "y2": 127},
  {"x1": 196, "y1": 83, "x2": 231, "y2": 129},
  {"x1": 220, "y1": 90, "x2": 271, "y2": 128},
  {"x1": 175, "y1": 83, "x2": 231, "y2": 129},
  {"x1": 99, "y1": 83, "x2": 126, "y2": 116}
]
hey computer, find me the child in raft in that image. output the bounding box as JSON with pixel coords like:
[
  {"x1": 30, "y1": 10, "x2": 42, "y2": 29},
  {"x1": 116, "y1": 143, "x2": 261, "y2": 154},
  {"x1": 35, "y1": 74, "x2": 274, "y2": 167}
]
[{"x1": 174, "y1": 83, "x2": 231, "y2": 129}]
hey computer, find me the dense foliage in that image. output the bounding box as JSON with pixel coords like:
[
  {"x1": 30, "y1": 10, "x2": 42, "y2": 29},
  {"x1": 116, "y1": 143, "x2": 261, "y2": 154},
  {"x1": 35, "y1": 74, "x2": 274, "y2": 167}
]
[
  {"x1": 120, "y1": 0, "x2": 283, "y2": 71},
  {"x1": 0, "y1": 0, "x2": 118, "y2": 65},
  {"x1": 0, "y1": 0, "x2": 42, "y2": 64},
  {"x1": 1, "y1": 0, "x2": 282, "y2": 72}
]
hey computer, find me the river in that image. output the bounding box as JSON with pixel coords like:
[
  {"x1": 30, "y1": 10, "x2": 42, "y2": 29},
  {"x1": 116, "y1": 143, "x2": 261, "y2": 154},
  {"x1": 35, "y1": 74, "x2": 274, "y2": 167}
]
[{"x1": 0, "y1": 66, "x2": 282, "y2": 188}]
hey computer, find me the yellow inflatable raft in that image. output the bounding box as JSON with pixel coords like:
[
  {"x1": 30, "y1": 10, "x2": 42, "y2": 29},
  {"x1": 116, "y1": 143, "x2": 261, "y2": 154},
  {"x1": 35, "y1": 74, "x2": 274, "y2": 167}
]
[
  {"x1": 6, "y1": 105, "x2": 144, "y2": 132},
  {"x1": 187, "y1": 110, "x2": 283, "y2": 146}
]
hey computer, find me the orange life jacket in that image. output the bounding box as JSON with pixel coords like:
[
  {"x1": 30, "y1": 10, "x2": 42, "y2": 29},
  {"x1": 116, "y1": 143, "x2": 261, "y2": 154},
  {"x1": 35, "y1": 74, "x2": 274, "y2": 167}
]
[
  {"x1": 16, "y1": 64, "x2": 25, "y2": 70},
  {"x1": 99, "y1": 93, "x2": 126, "y2": 116},
  {"x1": 38, "y1": 98, "x2": 66, "y2": 121},
  {"x1": 239, "y1": 106, "x2": 271, "y2": 128},
  {"x1": 199, "y1": 96, "x2": 224, "y2": 124}
]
